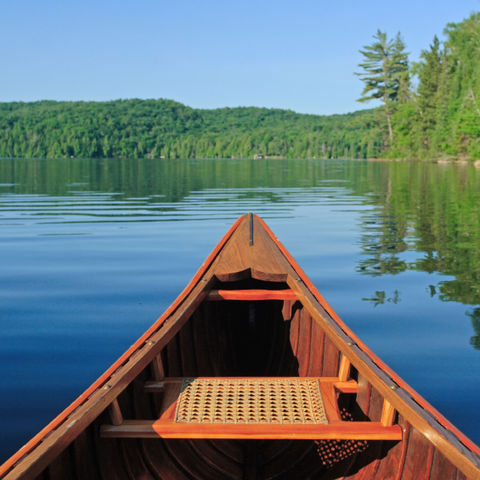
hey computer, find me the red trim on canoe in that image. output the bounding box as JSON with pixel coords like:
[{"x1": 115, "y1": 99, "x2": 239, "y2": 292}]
[{"x1": 256, "y1": 214, "x2": 480, "y2": 456}]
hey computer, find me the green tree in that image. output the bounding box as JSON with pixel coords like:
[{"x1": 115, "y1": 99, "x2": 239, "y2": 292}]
[
  {"x1": 416, "y1": 36, "x2": 443, "y2": 152},
  {"x1": 356, "y1": 30, "x2": 410, "y2": 144}
]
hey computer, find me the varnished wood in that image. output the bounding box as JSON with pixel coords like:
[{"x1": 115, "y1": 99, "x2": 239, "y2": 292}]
[
  {"x1": 104, "y1": 377, "x2": 399, "y2": 441},
  {"x1": 143, "y1": 378, "x2": 359, "y2": 394},
  {"x1": 2, "y1": 214, "x2": 479, "y2": 480},
  {"x1": 107, "y1": 399, "x2": 123, "y2": 426},
  {"x1": 207, "y1": 289, "x2": 297, "y2": 301},
  {"x1": 100, "y1": 420, "x2": 403, "y2": 441},
  {"x1": 381, "y1": 400, "x2": 396, "y2": 427},
  {"x1": 151, "y1": 354, "x2": 165, "y2": 381},
  {"x1": 338, "y1": 354, "x2": 351, "y2": 382},
  {"x1": 334, "y1": 380, "x2": 359, "y2": 394},
  {"x1": 319, "y1": 381, "x2": 341, "y2": 422}
]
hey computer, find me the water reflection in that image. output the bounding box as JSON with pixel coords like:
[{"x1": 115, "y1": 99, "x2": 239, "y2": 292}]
[
  {"x1": 468, "y1": 308, "x2": 480, "y2": 350},
  {"x1": 1, "y1": 158, "x2": 480, "y2": 334},
  {"x1": 1, "y1": 157, "x2": 479, "y2": 313},
  {"x1": 362, "y1": 290, "x2": 401, "y2": 307},
  {"x1": 354, "y1": 162, "x2": 480, "y2": 311},
  {"x1": 1, "y1": 157, "x2": 479, "y2": 460}
]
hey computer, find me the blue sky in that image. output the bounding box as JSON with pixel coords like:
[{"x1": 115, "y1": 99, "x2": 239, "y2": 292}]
[{"x1": 1, "y1": 0, "x2": 479, "y2": 114}]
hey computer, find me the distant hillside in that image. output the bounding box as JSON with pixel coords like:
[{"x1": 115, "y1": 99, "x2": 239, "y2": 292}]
[
  {"x1": 2, "y1": 13, "x2": 479, "y2": 162},
  {"x1": 0, "y1": 99, "x2": 383, "y2": 160}
]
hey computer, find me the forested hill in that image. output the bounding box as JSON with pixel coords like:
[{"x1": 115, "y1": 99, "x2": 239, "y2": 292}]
[
  {"x1": 2, "y1": 13, "x2": 478, "y2": 161},
  {"x1": 0, "y1": 100, "x2": 383, "y2": 160}
]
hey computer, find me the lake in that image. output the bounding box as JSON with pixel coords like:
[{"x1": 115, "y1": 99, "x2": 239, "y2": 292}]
[{"x1": 0, "y1": 157, "x2": 479, "y2": 461}]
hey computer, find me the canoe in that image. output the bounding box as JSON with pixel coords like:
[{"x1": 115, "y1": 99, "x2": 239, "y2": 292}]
[{"x1": 1, "y1": 213, "x2": 479, "y2": 480}]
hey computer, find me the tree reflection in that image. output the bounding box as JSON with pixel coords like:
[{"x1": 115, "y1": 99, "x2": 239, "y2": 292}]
[
  {"x1": 1, "y1": 157, "x2": 479, "y2": 349},
  {"x1": 356, "y1": 162, "x2": 480, "y2": 349},
  {"x1": 362, "y1": 290, "x2": 401, "y2": 307},
  {"x1": 468, "y1": 308, "x2": 480, "y2": 350}
]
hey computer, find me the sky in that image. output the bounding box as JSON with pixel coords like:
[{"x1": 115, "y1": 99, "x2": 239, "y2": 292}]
[{"x1": 1, "y1": 0, "x2": 480, "y2": 115}]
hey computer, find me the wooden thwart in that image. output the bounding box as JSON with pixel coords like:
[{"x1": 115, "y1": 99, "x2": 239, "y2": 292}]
[
  {"x1": 144, "y1": 378, "x2": 359, "y2": 394},
  {"x1": 100, "y1": 420, "x2": 403, "y2": 440},
  {"x1": 206, "y1": 289, "x2": 297, "y2": 301},
  {"x1": 101, "y1": 377, "x2": 402, "y2": 441}
]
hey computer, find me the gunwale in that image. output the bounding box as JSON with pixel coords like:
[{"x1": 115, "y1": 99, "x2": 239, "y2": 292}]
[{"x1": 1, "y1": 213, "x2": 479, "y2": 479}]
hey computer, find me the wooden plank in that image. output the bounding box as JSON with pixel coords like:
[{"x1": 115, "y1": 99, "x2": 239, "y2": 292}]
[
  {"x1": 338, "y1": 354, "x2": 351, "y2": 382},
  {"x1": 46, "y1": 447, "x2": 75, "y2": 480},
  {"x1": 178, "y1": 319, "x2": 197, "y2": 377},
  {"x1": 141, "y1": 439, "x2": 194, "y2": 480},
  {"x1": 144, "y1": 378, "x2": 358, "y2": 394},
  {"x1": 192, "y1": 304, "x2": 215, "y2": 376},
  {"x1": 296, "y1": 309, "x2": 312, "y2": 377},
  {"x1": 100, "y1": 420, "x2": 403, "y2": 441},
  {"x1": 186, "y1": 440, "x2": 244, "y2": 479},
  {"x1": 119, "y1": 438, "x2": 155, "y2": 480},
  {"x1": 150, "y1": 353, "x2": 165, "y2": 414},
  {"x1": 160, "y1": 439, "x2": 231, "y2": 480},
  {"x1": 372, "y1": 416, "x2": 410, "y2": 480},
  {"x1": 430, "y1": 449, "x2": 459, "y2": 480},
  {"x1": 368, "y1": 384, "x2": 386, "y2": 423},
  {"x1": 400, "y1": 426, "x2": 434, "y2": 480},
  {"x1": 305, "y1": 315, "x2": 325, "y2": 376},
  {"x1": 322, "y1": 335, "x2": 340, "y2": 377},
  {"x1": 151, "y1": 354, "x2": 165, "y2": 381},
  {"x1": 207, "y1": 289, "x2": 297, "y2": 301},
  {"x1": 282, "y1": 299, "x2": 293, "y2": 321},
  {"x1": 334, "y1": 380, "x2": 359, "y2": 394},
  {"x1": 108, "y1": 399, "x2": 123, "y2": 426},
  {"x1": 72, "y1": 430, "x2": 100, "y2": 480},
  {"x1": 289, "y1": 305, "x2": 301, "y2": 358},
  {"x1": 319, "y1": 382, "x2": 341, "y2": 422},
  {"x1": 381, "y1": 400, "x2": 395, "y2": 427}
]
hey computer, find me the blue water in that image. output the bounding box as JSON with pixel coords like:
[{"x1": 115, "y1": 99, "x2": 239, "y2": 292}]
[{"x1": 0, "y1": 157, "x2": 479, "y2": 462}]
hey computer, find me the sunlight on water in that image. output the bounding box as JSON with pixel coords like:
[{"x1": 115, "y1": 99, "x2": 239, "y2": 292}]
[{"x1": 0, "y1": 157, "x2": 479, "y2": 460}]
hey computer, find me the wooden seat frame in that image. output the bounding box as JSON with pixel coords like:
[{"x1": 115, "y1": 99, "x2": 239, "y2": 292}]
[{"x1": 101, "y1": 375, "x2": 402, "y2": 441}]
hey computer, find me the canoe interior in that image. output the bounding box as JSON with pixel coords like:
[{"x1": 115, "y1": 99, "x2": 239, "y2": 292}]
[{"x1": 32, "y1": 276, "x2": 471, "y2": 480}]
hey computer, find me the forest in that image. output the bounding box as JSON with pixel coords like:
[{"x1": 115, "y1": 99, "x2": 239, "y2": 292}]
[
  {"x1": 0, "y1": 100, "x2": 382, "y2": 160},
  {"x1": 0, "y1": 13, "x2": 478, "y2": 161},
  {"x1": 387, "y1": 12, "x2": 480, "y2": 159}
]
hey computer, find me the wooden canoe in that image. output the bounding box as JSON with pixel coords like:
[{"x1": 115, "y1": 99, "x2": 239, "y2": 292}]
[{"x1": 1, "y1": 213, "x2": 479, "y2": 480}]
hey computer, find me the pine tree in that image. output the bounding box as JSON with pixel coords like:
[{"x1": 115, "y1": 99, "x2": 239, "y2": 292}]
[
  {"x1": 356, "y1": 30, "x2": 410, "y2": 144},
  {"x1": 416, "y1": 36, "x2": 443, "y2": 153}
]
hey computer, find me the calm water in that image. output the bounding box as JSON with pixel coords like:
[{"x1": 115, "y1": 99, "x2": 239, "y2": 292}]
[{"x1": 1, "y1": 157, "x2": 479, "y2": 460}]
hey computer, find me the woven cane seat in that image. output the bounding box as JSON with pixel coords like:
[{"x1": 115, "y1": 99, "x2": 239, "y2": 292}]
[
  {"x1": 175, "y1": 377, "x2": 328, "y2": 425},
  {"x1": 101, "y1": 377, "x2": 402, "y2": 441}
]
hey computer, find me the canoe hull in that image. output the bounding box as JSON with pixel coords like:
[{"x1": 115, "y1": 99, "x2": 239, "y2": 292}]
[{"x1": 1, "y1": 214, "x2": 479, "y2": 479}]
